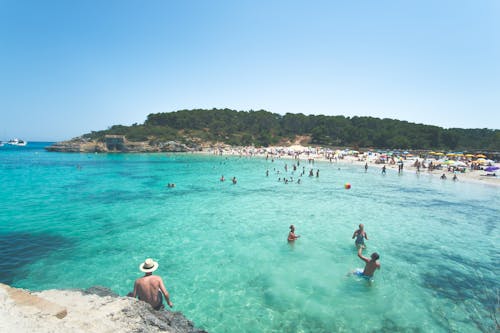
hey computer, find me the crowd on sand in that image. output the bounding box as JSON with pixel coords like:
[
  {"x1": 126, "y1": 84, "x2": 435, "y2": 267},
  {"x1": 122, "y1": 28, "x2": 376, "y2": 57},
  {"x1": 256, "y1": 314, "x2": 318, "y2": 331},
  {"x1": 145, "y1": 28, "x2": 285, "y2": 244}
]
[{"x1": 198, "y1": 145, "x2": 500, "y2": 186}]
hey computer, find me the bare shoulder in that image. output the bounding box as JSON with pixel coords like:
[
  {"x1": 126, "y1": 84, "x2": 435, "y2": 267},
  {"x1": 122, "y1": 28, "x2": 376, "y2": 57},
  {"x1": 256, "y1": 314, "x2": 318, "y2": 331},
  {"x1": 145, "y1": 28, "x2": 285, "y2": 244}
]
[
  {"x1": 150, "y1": 275, "x2": 165, "y2": 284},
  {"x1": 151, "y1": 275, "x2": 163, "y2": 281}
]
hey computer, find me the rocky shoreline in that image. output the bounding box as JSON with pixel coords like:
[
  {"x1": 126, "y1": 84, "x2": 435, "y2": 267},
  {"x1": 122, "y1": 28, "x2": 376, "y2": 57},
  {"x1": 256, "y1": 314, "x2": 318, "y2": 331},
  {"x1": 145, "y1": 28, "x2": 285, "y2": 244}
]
[
  {"x1": 45, "y1": 136, "x2": 196, "y2": 153},
  {"x1": 0, "y1": 283, "x2": 207, "y2": 333}
]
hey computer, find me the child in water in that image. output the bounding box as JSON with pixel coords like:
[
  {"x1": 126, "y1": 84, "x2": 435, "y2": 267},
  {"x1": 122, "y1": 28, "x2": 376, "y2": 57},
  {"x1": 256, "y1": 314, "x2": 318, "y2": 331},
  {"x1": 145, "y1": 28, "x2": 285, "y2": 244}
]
[{"x1": 352, "y1": 224, "x2": 368, "y2": 249}]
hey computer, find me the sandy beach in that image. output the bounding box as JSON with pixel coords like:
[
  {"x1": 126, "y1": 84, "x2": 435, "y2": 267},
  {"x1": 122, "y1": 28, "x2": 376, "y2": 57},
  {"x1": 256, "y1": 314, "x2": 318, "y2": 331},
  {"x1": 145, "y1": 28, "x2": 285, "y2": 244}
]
[{"x1": 200, "y1": 145, "x2": 500, "y2": 187}]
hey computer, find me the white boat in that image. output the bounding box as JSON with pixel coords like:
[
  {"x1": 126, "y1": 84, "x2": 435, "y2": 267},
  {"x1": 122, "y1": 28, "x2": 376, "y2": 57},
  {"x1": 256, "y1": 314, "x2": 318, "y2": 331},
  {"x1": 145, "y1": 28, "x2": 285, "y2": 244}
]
[{"x1": 7, "y1": 138, "x2": 27, "y2": 146}]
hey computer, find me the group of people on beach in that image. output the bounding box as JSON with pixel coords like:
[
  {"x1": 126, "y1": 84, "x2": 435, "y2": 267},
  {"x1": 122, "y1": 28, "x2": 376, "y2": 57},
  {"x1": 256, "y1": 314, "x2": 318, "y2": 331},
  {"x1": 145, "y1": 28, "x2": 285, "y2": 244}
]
[{"x1": 288, "y1": 223, "x2": 380, "y2": 280}]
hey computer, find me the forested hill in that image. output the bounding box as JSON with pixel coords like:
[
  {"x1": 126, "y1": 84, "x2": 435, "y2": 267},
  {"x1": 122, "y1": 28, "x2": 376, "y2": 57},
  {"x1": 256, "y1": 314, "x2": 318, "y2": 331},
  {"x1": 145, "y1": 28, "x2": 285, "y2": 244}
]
[{"x1": 83, "y1": 108, "x2": 499, "y2": 151}]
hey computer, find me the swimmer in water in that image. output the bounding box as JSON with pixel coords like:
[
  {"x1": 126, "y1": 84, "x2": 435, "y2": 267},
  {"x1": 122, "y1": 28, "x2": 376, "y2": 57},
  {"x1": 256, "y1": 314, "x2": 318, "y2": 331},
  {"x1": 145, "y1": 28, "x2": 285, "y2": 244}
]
[
  {"x1": 287, "y1": 225, "x2": 300, "y2": 242},
  {"x1": 352, "y1": 224, "x2": 368, "y2": 249},
  {"x1": 220, "y1": 175, "x2": 225, "y2": 182}
]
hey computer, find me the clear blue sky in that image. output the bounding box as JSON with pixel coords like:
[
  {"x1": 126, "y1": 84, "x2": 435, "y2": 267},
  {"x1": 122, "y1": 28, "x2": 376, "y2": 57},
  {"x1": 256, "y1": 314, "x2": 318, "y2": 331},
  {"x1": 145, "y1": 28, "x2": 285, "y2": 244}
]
[{"x1": 1, "y1": 0, "x2": 499, "y2": 141}]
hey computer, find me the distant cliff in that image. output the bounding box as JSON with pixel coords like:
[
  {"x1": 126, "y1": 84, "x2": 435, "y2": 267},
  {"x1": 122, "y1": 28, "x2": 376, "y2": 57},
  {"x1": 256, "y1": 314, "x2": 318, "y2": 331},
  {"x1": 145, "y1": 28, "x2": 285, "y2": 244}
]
[{"x1": 45, "y1": 135, "x2": 197, "y2": 153}]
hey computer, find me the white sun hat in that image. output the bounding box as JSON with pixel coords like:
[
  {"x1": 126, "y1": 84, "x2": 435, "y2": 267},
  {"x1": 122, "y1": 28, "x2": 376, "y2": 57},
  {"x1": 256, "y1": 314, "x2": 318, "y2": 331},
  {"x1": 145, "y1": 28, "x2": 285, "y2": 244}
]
[{"x1": 139, "y1": 258, "x2": 159, "y2": 273}]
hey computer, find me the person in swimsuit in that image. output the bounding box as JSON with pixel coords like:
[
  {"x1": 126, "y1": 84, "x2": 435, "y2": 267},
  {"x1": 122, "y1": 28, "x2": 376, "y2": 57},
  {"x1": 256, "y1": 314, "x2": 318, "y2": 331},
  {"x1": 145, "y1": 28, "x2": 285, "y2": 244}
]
[
  {"x1": 132, "y1": 258, "x2": 174, "y2": 310},
  {"x1": 352, "y1": 224, "x2": 368, "y2": 249},
  {"x1": 354, "y1": 247, "x2": 380, "y2": 279},
  {"x1": 288, "y1": 225, "x2": 300, "y2": 242}
]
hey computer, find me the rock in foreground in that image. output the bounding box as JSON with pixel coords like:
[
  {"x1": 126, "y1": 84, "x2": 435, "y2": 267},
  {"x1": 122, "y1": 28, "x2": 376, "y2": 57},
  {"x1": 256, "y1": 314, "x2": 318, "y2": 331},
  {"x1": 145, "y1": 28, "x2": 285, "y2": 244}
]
[{"x1": 0, "y1": 283, "x2": 207, "y2": 333}]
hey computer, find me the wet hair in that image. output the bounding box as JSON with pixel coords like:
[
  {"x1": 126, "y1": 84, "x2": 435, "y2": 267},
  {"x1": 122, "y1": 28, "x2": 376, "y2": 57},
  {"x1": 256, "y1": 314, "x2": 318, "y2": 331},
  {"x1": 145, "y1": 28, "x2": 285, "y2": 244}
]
[
  {"x1": 289, "y1": 225, "x2": 294, "y2": 230},
  {"x1": 371, "y1": 252, "x2": 380, "y2": 260}
]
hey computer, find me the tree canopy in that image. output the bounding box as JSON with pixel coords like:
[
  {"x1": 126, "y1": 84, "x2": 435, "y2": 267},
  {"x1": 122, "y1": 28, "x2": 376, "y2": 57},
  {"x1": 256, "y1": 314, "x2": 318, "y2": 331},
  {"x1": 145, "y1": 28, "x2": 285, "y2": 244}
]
[{"x1": 82, "y1": 108, "x2": 499, "y2": 151}]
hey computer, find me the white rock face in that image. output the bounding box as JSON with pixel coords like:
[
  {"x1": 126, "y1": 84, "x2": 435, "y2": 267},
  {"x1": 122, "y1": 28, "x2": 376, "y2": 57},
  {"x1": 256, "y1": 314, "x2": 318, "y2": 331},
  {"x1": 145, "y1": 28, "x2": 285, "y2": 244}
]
[{"x1": 0, "y1": 284, "x2": 207, "y2": 333}]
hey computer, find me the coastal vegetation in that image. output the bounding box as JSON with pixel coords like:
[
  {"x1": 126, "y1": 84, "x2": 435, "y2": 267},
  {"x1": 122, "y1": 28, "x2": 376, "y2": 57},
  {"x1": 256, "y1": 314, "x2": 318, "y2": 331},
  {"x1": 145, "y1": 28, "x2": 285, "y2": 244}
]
[{"x1": 82, "y1": 108, "x2": 499, "y2": 151}]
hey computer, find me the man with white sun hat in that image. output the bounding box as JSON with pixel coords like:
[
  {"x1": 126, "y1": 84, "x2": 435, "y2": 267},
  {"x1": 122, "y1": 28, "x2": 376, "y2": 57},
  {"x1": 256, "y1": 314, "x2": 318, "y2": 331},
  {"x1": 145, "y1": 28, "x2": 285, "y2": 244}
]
[{"x1": 132, "y1": 258, "x2": 174, "y2": 309}]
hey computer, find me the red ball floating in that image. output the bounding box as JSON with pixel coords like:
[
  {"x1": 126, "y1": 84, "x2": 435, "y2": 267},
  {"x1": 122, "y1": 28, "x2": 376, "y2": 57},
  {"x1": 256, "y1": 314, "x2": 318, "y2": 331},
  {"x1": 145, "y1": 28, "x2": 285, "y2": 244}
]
[{"x1": 344, "y1": 183, "x2": 351, "y2": 189}]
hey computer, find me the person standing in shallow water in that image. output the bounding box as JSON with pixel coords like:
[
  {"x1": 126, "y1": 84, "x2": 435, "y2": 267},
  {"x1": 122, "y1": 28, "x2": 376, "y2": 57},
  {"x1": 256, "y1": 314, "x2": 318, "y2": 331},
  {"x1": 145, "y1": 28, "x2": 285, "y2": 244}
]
[
  {"x1": 288, "y1": 225, "x2": 300, "y2": 242},
  {"x1": 353, "y1": 248, "x2": 380, "y2": 279},
  {"x1": 132, "y1": 258, "x2": 174, "y2": 310},
  {"x1": 352, "y1": 223, "x2": 368, "y2": 249}
]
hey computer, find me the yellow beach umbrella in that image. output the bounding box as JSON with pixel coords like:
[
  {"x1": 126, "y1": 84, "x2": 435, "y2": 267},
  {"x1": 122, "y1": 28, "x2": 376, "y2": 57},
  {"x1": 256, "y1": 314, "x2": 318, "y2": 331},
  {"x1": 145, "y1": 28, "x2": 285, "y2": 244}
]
[
  {"x1": 465, "y1": 154, "x2": 474, "y2": 157},
  {"x1": 446, "y1": 153, "x2": 455, "y2": 157},
  {"x1": 434, "y1": 152, "x2": 444, "y2": 156},
  {"x1": 475, "y1": 154, "x2": 487, "y2": 158}
]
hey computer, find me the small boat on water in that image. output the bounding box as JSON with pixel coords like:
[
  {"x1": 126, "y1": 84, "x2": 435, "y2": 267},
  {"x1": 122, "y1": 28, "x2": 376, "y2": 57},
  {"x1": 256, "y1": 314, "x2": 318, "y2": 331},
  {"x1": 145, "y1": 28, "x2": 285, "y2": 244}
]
[{"x1": 6, "y1": 138, "x2": 27, "y2": 146}]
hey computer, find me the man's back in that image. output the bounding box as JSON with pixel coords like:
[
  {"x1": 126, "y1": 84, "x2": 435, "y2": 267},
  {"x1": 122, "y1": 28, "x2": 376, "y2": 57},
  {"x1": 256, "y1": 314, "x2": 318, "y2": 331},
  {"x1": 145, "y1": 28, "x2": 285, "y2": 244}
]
[
  {"x1": 363, "y1": 259, "x2": 380, "y2": 277},
  {"x1": 134, "y1": 275, "x2": 163, "y2": 308},
  {"x1": 357, "y1": 249, "x2": 380, "y2": 277}
]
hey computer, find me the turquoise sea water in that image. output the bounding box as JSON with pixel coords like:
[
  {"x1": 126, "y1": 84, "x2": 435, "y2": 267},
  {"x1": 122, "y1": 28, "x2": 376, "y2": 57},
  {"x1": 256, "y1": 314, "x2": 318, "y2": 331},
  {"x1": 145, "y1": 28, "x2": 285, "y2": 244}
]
[{"x1": 1, "y1": 142, "x2": 498, "y2": 332}]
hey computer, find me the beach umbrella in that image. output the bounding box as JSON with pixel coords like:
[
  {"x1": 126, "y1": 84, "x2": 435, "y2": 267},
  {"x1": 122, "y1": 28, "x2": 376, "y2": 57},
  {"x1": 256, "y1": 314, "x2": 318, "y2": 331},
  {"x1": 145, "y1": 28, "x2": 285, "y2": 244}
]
[
  {"x1": 434, "y1": 152, "x2": 444, "y2": 156},
  {"x1": 465, "y1": 154, "x2": 474, "y2": 158},
  {"x1": 475, "y1": 154, "x2": 487, "y2": 158},
  {"x1": 452, "y1": 161, "x2": 466, "y2": 167},
  {"x1": 446, "y1": 153, "x2": 455, "y2": 157},
  {"x1": 443, "y1": 160, "x2": 455, "y2": 165},
  {"x1": 484, "y1": 166, "x2": 499, "y2": 172}
]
